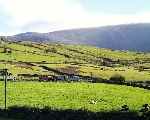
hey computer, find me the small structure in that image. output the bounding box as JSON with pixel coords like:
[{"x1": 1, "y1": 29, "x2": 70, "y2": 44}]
[
  {"x1": 67, "y1": 75, "x2": 80, "y2": 81},
  {"x1": 55, "y1": 75, "x2": 66, "y2": 81},
  {"x1": 52, "y1": 75, "x2": 80, "y2": 81}
]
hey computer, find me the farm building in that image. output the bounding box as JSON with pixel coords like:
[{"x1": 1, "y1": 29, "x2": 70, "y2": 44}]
[
  {"x1": 53, "y1": 75, "x2": 80, "y2": 81},
  {"x1": 66, "y1": 75, "x2": 80, "y2": 81},
  {"x1": 55, "y1": 75, "x2": 66, "y2": 81},
  {"x1": 39, "y1": 75, "x2": 80, "y2": 82}
]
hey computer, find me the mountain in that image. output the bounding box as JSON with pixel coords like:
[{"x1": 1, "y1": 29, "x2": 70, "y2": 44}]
[{"x1": 8, "y1": 23, "x2": 150, "y2": 52}]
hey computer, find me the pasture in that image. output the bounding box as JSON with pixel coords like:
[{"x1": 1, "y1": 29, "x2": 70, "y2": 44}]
[
  {"x1": 0, "y1": 81, "x2": 150, "y2": 112},
  {"x1": 0, "y1": 40, "x2": 150, "y2": 119},
  {"x1": 0, "y1": 41, "x2": 150, "y2": 81}
]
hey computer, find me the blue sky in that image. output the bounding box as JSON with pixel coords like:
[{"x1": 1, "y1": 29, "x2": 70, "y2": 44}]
[
  {"x1": 80, "y1": 0, "x2": 150, "y2": 14},
  {"x1": 0, "y1": 0, "x2": 150, "y2": 35}
]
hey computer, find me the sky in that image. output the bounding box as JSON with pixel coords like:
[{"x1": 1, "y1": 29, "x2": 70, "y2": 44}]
[{"x1": 0, "y1": 0, "x2": 150, "y2": 35}]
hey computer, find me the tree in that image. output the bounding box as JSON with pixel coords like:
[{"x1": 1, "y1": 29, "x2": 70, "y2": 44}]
[{"x1": 109, "y1": 74, "x2": 125, "y2": 83}]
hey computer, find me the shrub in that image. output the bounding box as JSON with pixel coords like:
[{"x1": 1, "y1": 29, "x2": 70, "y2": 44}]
[
  {"x1": 138, "y1": 66, "x2": 144, "y2": 72},
  {"x1": 109, "y1": 74, "x2": 125, "y2": 83}
]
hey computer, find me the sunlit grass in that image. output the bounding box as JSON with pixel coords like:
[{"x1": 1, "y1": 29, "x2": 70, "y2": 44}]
[
  {"x1": 0, "y1": 82, "x2": 149, "y2": 112},
  {"x1": 0, "y1": 42, "x2": 150, "y2": 81}
]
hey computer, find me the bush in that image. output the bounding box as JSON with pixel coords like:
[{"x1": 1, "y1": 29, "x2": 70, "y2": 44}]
[
  {"x1": 138, "y1": 66, "x2": 145, "y2": 72},
  {"x1": 109, "y1": 74, "x2": 125, "y2": 83}
]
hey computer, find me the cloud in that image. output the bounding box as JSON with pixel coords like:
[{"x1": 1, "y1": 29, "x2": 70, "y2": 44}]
[
  {"x1": 0, "y1": 0, "x2": 150, "y2": 35},
  {"x1": 1, "y1": 0, "x2": 89, "y2": 25},
  {"x1": 0, "y1": 0, "x2": 90, "y2": 34}
]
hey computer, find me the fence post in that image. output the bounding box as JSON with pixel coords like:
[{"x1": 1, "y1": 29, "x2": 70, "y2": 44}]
[{"x1": 4, "y1": 69, "x2": 7, "y2": 110}]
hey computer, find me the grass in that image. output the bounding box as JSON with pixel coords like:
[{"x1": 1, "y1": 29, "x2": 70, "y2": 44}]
[
  {"x1": 0, "y1": 41, "x2": 150, "y2": 119},
  {"x1": 0, "y1": 41, "x2": 150, "y2": 81},
  {"x1": 79, "y1": 65, "x2": 150, "y2": 81},
  {"x1": 0, "y1": 81, "x2": 150, "y2": 112}
]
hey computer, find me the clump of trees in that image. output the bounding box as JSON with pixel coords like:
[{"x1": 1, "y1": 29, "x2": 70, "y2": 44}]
[{"x1": 109, "y1": 74, "x2": 125, "y2": 83}]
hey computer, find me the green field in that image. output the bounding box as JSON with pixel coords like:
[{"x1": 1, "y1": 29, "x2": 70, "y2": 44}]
[
  {"x1": 0, "y1": 81, "x2": 150, "y2": 112},
  {"x1": 0, "y1": 40, "x2": 150, "y2": 119},
  {"x1": 0, "y1": 41, "x2": 150, "y2": 81}
]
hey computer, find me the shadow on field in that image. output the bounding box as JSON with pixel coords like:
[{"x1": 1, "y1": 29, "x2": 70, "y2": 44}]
[{"x1": 0, "y1": 106, "x2": 142, "y2": 120}]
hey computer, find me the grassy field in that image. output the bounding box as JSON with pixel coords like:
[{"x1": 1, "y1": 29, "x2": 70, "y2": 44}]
[
  {"x1": 0, "y1": 41, "x2": 150, "y2": 81},
  {"x1": 0, "y1": 81, "x2": 150, "y2": 112},
  {"x1": 0, "y1": 41, "x2": 150, "y2": 119}
]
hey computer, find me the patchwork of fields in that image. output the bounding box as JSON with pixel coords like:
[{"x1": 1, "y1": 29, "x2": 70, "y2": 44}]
[
  {"x1": 0, "y1": 40, "x2": 150, "y2": 120},
  {"x1": 0, "y1": 40, "x2": 150, "y2": 81}
]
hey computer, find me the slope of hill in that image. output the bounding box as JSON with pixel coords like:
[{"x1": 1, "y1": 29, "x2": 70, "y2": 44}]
[
  {"x1": 8, "y1": 23, "x2": 150, "y2": 52},
  {"x1": 0, "y1": 40, "x2": 150, "y2": 81}
]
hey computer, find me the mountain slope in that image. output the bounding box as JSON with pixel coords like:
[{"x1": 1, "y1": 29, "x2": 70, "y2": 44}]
[{"x1": 8, "y1": 23, "x2": 150, "y2": 52}]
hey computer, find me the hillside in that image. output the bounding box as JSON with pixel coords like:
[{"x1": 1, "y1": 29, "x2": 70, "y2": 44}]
[
  {"x1": 0, "y1": 40, "x2": 150, "y2": 120},
  {"x1": 0, "y1": 40, "x2": 150, "y2": 81},
  {"x1": 8, "y1": 23, "x2": 150, "y2": 52}
]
